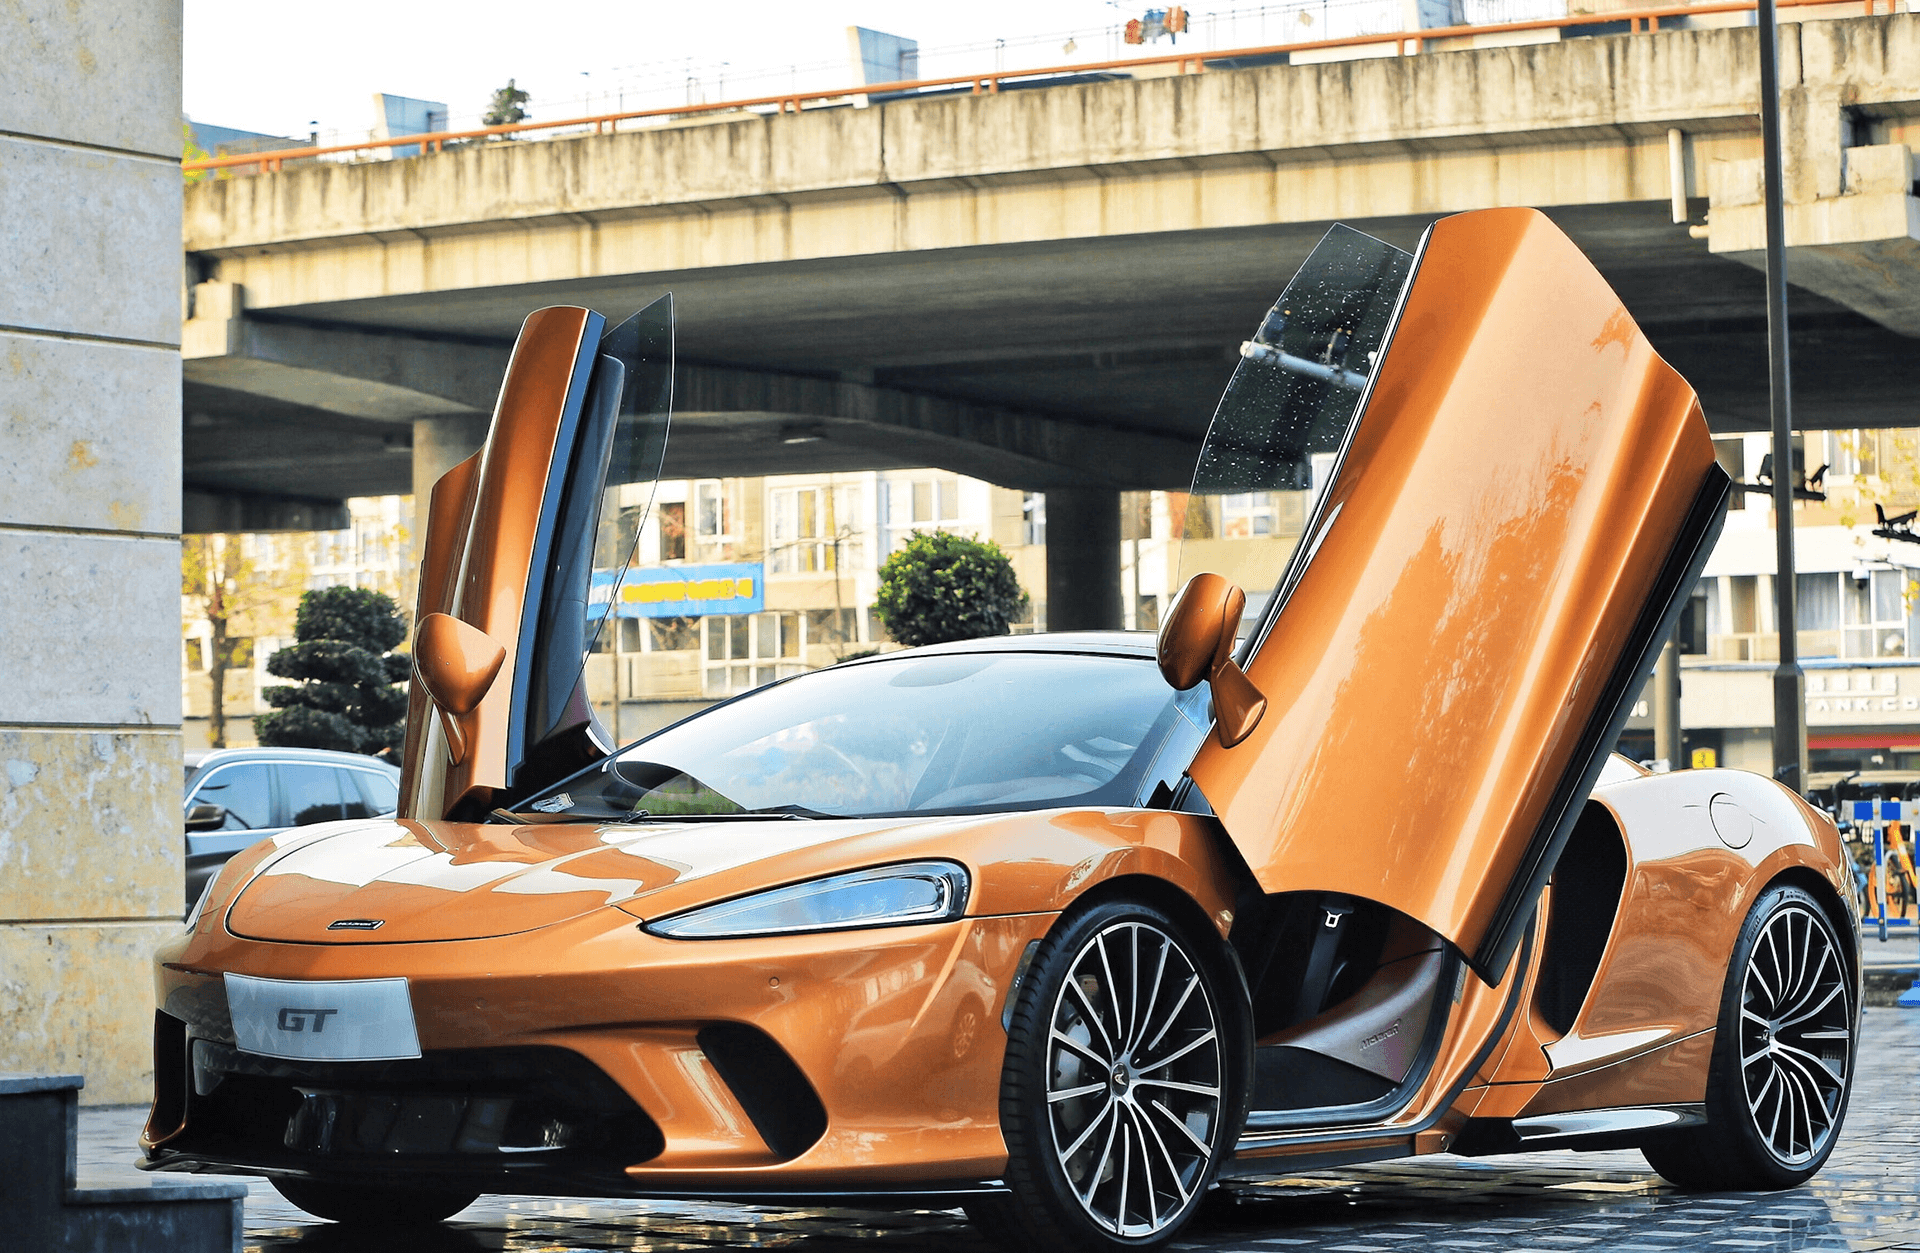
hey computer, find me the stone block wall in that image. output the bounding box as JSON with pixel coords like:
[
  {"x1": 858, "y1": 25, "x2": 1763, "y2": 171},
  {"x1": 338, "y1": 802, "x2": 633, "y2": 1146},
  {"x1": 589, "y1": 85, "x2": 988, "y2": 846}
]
[{"x1": 0, "y1": 2, "x2": 184, "y2": 1104}]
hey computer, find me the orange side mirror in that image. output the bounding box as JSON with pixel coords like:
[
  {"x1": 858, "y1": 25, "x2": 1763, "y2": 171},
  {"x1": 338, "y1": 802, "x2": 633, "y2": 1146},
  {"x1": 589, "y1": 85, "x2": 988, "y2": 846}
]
[
  {"x1": 413, "y1": 613, "x2": 507, "y2": 766},
  {"x1": 1158, "y1": 573, "x2": 1267, "y2": 748}
]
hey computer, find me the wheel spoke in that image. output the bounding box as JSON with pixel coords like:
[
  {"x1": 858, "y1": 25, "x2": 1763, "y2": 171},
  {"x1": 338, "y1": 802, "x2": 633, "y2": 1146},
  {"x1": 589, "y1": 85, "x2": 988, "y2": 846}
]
[
  {"x1": 1751, "y1": 927, "x2": 1781, "y2": 1009},
  {"x1": 1129, "y1": 933, "x2": 1170, "y2": 1057},
  {"x1": 1135, "y1": 1077, "x2": 1221, "y2": 1099},
  {"x1": 1081, "y1": 1105, "x2": 1120, "y2": 1212},
  {"x1": 1053, "y1": 1027, "x2": 1111, "y2": 1069},
  {"x1": 1050, "y1": 1081, "x2": 1106, "y2": 1104},
  {"x1": 1117, "y1": 1114, "x2": 1134, "y2": 1233},
  {"x1": 1780, "y1": 937, "x2": 1833, "y2": 1018},
  {"x1": 1098, "y1": 930, "x2": 1130, "y2": 1049},
  {"x1": 1135, "y1": 1101, "x2": 1192, "y2": 1207},
  {"x1": 1773, "y1": 1041, "x2": 1842, "y2": 1091},
  {"x1": 1062, "y1": 1098, "x2": 1117, "y2": 1160},
  {"x1": 1125, "y1": 1105, "x2": 1160, "y2": 1230},
  {"x1": 1066, "y1": 974, "x2": 1116, "y2": 1059},
  {"x1": 1149, "y1": 1097, "x2": 1211, "y2": 1154},
  {"x1": 1144, "y1": 974, "x2": 1200, "y2": 1053},
  {"x1": 1140, "y1": 1028, "x2": 1217, "y2": 1073}
]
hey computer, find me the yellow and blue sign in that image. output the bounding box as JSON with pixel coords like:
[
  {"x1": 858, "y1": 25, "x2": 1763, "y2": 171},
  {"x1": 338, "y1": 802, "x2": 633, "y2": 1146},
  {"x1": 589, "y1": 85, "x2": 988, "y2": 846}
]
[{"x1": 591, "y1": 563, "x2": 764, "y2": 619}]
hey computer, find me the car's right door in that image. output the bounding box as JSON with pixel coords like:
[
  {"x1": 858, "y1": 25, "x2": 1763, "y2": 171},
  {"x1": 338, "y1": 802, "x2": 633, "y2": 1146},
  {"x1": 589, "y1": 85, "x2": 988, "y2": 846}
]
[{"x1": 1180, "y1": 209, "x2": 1729, "y2": 984}]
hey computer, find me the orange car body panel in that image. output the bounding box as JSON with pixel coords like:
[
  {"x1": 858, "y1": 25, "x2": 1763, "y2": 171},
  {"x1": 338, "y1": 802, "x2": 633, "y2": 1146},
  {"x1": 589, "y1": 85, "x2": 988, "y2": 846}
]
[
  {"x1": 1189, "y1": 208, "x2": 1719, "y2": 970},
  {"x1": 143, "y1": 807, "x2": 1241, "y2": 1182},
  {"x1": 1461, "y1": 767, "x2": 1855, "y2": 1125}
]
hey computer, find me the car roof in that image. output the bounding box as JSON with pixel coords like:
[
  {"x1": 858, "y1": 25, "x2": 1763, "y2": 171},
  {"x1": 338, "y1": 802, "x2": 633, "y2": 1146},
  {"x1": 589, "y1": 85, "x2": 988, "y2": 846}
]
[{"x1": 186, "y1": 746, "x2": 400, "y2": 774}]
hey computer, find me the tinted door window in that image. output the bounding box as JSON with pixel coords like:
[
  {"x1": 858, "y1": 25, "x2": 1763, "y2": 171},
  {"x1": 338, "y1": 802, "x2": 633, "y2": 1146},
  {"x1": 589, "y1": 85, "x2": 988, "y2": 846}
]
[
  {"x1": 191, "y1": 765, "x2": 273, "y2": 831},
  {"x1": 350, "y1": 770, "x2": 399, "y2": 817},
  {"x1": 279, "y1": 765, "x2": 346, "y2": 827}
]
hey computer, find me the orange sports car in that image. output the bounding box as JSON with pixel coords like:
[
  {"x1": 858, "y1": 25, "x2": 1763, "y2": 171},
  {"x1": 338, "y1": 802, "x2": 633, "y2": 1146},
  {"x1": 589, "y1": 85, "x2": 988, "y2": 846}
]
[{"x1": 141, "y1": 208, "x2": 1860, "y2": 1252}]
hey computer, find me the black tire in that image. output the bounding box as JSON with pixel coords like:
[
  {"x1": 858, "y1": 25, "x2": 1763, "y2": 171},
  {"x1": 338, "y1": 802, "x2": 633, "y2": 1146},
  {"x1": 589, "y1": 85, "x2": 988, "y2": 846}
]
[
  {"x1": 1641, "y1": 883, "x2": 1855, "y2": 1191},
  {"x1": 271, "y1": 1177, "x2": 478, "y2": 1225},
  {"x1": 968, "y1": 899, "x2": 1249, "y2": 1252}
]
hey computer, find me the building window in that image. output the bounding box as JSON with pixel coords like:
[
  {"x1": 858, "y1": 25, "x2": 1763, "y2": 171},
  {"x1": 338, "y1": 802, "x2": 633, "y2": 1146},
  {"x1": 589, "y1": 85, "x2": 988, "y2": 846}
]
[
  {"x1": 1023, "y1": 492, "x2": 1046, "y2": 547},
  {"x1": 1220, "y1": 493, "x2": 1276, "y2": 538},
  {"x1": 1798, "y1": 570, "x2": 1909, "y2": 658},
  {"x1": 805, "y1": 607, "x2": 861, "y2": 650},
  {"x1": 1825, "y1": 429, "x2": 1878, "y2": 480},
  {"x1": 770, "y1": 484, "x2": 863, "y2": 574},
  {"x1": 693, "y1": 480, "x2": 733, "y2": 542},
  {"x1": 701, "y1": 612, "x2": 805, "y2": 695},
  {"x1": 881, "y1": 477, "x2": 962, "y2": 551},
  {"x1": 657, "y1": 501, "x2": 686, "y2": 562}
]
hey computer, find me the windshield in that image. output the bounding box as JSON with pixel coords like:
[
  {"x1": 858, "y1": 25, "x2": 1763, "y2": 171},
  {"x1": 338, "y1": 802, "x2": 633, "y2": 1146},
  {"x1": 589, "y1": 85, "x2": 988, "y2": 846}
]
[
  {"x1": 1178, "y1": 224, "x2": 1414, "y2": 644},
  {"x1": 514, "y1": 650, "x2": 1202, "y2": 820}
]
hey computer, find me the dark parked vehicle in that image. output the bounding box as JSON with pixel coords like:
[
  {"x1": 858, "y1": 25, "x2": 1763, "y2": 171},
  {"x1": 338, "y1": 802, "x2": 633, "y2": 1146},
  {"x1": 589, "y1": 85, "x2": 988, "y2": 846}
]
[{"x1": 182, "y1": 747, "x2": 401, "y2": 911}]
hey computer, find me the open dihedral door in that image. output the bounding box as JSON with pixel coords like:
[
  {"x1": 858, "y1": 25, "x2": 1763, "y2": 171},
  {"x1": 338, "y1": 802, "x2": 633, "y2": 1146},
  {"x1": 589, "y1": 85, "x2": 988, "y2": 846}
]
[
  {"x1": 1183, "y1": 209, "x2": 1729, "y2": 982},
  {"x1": 399, "y1": 299, "x2": 672, "y2": 821}
]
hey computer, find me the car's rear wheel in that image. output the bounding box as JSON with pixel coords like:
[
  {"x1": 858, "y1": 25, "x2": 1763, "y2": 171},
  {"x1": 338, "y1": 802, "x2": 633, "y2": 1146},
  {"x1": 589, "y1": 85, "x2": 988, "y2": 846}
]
[
  {"x1": 970, "y1": 899, "x2": 1247, "y2": 1252},
  {"x1": 1641, "y1": 883, "x2": 1855, "y2": 1190},
  {"x1": 271, "y1": 1177, "x2": 478, "y2": 1225}
]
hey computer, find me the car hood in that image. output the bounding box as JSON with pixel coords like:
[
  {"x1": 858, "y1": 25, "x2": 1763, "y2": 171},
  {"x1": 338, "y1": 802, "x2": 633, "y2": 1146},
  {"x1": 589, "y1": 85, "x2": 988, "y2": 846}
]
[{"x1": 224, "y1": 815, "x2": 916, "y2": 943}]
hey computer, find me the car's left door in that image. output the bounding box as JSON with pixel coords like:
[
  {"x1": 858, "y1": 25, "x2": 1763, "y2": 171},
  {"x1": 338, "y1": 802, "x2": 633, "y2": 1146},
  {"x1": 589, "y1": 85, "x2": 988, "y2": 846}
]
[{"x1": 398, "y1": 300, "x2": 672, "y2": 821}]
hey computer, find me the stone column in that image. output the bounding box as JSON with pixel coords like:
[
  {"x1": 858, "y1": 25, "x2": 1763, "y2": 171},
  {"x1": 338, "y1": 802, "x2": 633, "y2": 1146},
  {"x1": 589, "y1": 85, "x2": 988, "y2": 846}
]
[
  {"x1": 1044, "y1": 488, "x2": 1123, "y2": 632},
  {"x1": 1653, "y1": 637, "x2": 1684, "y2": 771},
  {"x1": 412, "y1": 414, "x2": 493, "y2": 557},
  {"x1": 0, "y1": 2, "x2": 186, "y2": 1102}
]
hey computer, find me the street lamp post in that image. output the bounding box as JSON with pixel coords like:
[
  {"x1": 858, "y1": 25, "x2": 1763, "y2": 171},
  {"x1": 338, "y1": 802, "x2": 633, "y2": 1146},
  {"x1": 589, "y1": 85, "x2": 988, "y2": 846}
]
[{"x1": 1758, "y1": 0, "x2": 1808, "y2": 791}]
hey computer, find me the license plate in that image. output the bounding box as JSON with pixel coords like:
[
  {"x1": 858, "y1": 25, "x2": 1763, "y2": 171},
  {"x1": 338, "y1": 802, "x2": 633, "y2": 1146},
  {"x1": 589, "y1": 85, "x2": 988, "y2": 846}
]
[{"x1": 224, "y1": 973, "x2": 421, "y2": 1062}]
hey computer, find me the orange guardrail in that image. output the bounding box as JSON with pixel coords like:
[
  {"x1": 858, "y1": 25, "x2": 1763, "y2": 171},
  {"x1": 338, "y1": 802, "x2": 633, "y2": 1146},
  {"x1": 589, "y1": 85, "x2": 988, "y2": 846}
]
[{"x1": 181, "y1": 0, "x2": 1898, "y2": 175}]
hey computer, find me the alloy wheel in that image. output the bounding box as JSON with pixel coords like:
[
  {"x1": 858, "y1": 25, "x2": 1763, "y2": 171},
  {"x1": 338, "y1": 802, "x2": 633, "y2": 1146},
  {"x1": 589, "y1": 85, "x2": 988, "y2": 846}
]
[
  {"x1": 1737, "y1": 901, "x2": 1851, "y2": 1166},
  {"x1": 1044, "y1": 919, "x2": 1222, "y2": 1238}
]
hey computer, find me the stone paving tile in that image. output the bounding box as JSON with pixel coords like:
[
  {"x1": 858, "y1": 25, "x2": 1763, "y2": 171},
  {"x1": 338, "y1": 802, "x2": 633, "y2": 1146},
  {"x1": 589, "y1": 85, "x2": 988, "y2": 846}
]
[{"x1": 74, "y1": 1009, "x2": 1920, "y2": 1251}]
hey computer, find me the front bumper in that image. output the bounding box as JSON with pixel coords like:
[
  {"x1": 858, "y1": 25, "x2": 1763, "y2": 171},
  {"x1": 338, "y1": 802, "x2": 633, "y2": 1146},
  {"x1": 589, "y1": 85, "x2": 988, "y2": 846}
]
[{"x1": 142, "y1": 905, "x2": 1054, "y2": 1197}]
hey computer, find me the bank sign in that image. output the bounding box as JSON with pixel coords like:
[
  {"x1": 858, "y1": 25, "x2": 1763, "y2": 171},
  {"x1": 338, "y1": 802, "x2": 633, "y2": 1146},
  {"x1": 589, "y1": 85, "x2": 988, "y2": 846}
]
[{"x1": 590, "y1": 563, "x2": 765, "y2": 619}]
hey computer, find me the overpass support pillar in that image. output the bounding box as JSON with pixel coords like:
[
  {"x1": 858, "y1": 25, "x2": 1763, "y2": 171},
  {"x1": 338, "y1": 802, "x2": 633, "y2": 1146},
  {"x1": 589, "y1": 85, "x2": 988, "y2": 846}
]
[
  {"x1": 411, "y1": 415, "x2": 492, "y2": 555},
  {"x1": 1044, "y1": 488, "x2": 1123, "y2": 632}
]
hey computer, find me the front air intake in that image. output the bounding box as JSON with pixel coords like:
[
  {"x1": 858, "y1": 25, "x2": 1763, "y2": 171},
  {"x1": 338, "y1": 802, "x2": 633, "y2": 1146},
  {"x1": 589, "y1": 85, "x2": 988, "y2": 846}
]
[{"x1": 696, "y1": 1023, "x2": 828, "y2": 1160}]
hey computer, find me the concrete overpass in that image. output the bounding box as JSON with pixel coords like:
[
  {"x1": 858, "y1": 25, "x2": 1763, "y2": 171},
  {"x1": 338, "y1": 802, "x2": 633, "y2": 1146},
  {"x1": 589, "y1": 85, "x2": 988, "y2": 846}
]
[{"x1": 180, "y1": 11, "x2": 1920, "y2": 534}]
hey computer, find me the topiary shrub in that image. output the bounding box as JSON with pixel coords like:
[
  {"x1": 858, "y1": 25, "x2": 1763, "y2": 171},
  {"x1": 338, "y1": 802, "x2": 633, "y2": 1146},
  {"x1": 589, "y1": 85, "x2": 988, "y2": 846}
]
[
  {"x1": 874, "y1": 531, "x2": 1029, "y2": 648},
  {"x1": 256, "y1": 587, "x2": 410, "y2": 754}
]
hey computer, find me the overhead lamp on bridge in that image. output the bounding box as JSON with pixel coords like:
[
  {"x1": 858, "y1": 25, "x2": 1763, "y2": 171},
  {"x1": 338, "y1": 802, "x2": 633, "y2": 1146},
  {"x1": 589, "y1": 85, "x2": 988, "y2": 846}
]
[{"x1": 779, "y1": 424, "x2": 826, "y2": 445}]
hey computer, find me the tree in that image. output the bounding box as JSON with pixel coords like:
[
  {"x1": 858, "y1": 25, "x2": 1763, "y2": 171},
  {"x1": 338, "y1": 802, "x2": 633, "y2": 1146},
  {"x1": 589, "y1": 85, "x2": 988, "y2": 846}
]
[
  {"x1": 181, "y1": 534, "x2": 304, "y2": 749},
  {"x1": 482, "y1": 79, "x2": 530, "y2": 129},
  {"x1": 874, "y1": 531, "x2": 1029, "y2": 648},
  {"x1": 256, "y1": 587, "x2": 411, "y2": 754}
]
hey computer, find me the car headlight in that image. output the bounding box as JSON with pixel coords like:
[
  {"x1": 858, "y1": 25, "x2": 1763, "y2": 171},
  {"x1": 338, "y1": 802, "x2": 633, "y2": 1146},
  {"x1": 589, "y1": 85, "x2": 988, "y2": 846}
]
[{"x1": 643, "y1": 861, "x2": 970, "y2": 939}]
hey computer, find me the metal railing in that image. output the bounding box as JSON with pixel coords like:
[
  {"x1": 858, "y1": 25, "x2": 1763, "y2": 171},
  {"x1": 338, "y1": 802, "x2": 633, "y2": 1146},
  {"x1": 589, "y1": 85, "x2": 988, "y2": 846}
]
[{"x1": 181, "y1": 0, "x2": 1902, "y2": 175}]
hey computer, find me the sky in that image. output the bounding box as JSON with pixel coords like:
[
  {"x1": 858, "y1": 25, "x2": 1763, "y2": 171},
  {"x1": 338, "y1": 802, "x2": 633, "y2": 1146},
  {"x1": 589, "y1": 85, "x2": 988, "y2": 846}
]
[{"x1": 183, "y1": 1, "x2": 1270, "y2": 144}]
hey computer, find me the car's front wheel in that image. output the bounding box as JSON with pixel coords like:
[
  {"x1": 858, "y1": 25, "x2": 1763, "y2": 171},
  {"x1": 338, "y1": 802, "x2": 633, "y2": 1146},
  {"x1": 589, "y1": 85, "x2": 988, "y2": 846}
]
[
  {"x1": 271, "y1": 1177, "x2": 478, "y2": 1225},
  {"x1": 971, "y1": 899, "x2": 1248, "y2": 1252},
  {"x1": 1641, "y1": 883, "x2": 1855, "y2": 1190}
]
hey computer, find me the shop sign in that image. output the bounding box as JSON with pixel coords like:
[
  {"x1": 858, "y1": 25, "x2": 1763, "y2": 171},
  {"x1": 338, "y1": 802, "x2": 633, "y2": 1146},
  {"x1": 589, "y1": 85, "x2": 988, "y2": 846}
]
[
  {"x1": 1806, "y1": 668, "x2": 1920, "y2": 723},
  {"x1": 591, "y1": 563, "x2": 764, "y2": 619}
]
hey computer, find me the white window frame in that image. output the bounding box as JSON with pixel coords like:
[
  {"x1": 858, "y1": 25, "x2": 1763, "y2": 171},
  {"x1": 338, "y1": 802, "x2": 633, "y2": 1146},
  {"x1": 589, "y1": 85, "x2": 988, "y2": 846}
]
[{"x1": 700, "y1": 612, "x2": 807, "y2": 696}]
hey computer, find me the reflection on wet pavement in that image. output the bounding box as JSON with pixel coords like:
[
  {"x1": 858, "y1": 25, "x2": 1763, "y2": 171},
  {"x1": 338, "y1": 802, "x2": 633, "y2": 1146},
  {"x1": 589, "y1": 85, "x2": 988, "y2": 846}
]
[{"x1": 82, "y1": 1009, "x2": 1920, "y2": 1252}]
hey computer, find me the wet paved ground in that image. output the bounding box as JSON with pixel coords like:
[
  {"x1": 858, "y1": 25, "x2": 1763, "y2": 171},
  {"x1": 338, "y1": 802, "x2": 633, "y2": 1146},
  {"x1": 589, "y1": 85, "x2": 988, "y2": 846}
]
[{"x1": 80, "y1": 1006, "x2": 1920, "y2": 1252}]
